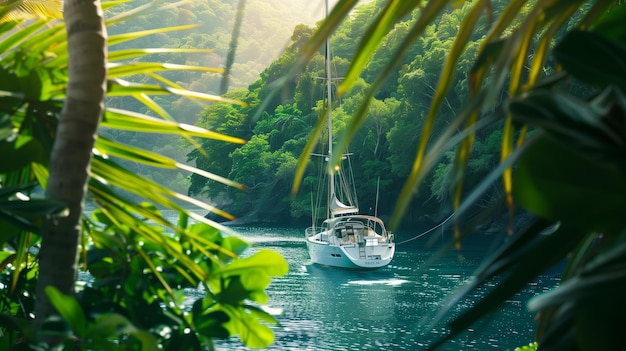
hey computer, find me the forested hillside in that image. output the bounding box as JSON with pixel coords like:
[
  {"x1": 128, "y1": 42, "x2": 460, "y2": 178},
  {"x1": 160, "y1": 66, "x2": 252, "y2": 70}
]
[
  {"x1": 187, "y1": 0, "x2": 516, "y2": 227},
  {"x1": 101, "y1": 0, "x2": 326, "y2": 194}
]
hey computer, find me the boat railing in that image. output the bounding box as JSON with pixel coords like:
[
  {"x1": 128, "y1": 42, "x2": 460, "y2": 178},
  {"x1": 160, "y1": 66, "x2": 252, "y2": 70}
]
[{"x1": 305, "y1": 226, "x2": 325, "y2": 237}]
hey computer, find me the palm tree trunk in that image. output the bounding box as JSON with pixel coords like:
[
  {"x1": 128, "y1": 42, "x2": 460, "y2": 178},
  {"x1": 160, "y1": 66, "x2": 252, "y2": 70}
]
[{"x1": 34, "y1": 0, "x2": 107, "y2": 342}]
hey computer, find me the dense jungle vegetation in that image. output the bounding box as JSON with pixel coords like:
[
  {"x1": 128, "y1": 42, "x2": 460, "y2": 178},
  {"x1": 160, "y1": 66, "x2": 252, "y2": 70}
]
[
  {"x1": 101, "y1": 0, "x2": 323, "y2": 196},
  {"x1": 186, "y1": 0, "x2": 517, "y2": 226}
]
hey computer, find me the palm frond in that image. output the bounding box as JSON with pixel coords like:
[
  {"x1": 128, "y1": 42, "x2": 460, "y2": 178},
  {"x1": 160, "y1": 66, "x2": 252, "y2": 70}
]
[{"x1": 0, "y1": 0, "x2": 62, "y2": 23}]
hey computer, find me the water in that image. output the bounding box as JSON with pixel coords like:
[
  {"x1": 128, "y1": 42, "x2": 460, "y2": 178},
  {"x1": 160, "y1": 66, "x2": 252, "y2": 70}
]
[{"x1": 204, "y1": 225, "x2": 560, "y2": 351}]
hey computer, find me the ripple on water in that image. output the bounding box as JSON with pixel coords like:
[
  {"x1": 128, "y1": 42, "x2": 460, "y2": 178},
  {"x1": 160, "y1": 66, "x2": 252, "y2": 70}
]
[{"x1": 156, "y1": 224, "x2": 559, "y2": 351}]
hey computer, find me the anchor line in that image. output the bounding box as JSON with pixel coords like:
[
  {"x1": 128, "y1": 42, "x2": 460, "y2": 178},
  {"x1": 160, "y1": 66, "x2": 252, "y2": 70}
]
[{"x1": 395, "y1": 212, "x2": 455, "y2": 246}]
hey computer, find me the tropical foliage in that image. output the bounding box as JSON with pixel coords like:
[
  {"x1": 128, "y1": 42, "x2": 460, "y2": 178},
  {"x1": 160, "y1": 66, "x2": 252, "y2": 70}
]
[
  {"x1": 0, "y1": 1, "x2": 287, "y2": 349},
  {"x1": 102, "y1": 0, "x2": 324, "y2": 196},
  {"x1": 187, "y1": 1, "x2": 505, "y2": 226}
]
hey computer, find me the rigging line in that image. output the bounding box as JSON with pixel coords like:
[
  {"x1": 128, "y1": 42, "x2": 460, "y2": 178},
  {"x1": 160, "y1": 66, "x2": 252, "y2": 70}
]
[{"x1": 395, "y1": 212, "x2": 456, "y2": 246}]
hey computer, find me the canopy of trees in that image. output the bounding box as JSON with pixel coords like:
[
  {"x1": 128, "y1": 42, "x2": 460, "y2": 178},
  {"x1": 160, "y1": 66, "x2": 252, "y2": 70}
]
[{"x1": 187, "y1": 0, "x2": 506, "y2": 227}]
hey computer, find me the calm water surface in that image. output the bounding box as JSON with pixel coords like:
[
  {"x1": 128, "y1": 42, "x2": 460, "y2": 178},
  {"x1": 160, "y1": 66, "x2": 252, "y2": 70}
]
[{"x1": 204, "y1": 225, "x2": 560, "y2": 351}]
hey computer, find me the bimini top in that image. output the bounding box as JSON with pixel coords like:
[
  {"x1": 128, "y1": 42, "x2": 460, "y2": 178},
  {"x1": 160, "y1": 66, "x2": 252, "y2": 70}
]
[{"x1": 330, "y1": 195, "x2": 359, "y2": 216}]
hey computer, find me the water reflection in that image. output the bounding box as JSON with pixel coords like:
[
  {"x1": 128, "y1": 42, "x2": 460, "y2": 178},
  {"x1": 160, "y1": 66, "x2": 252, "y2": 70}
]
[
  {"x1": 175, "y1": 224, "x2": 558, "y2": 350},
  {"x1": 277, "y1": 264, "x2": 406, "y2": 350}
]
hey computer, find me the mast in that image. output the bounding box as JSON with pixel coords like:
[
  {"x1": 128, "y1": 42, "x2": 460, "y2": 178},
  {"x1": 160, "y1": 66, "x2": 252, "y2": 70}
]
[{"x1": 325, "y1": 0, "x2": 334, "y2": 218}]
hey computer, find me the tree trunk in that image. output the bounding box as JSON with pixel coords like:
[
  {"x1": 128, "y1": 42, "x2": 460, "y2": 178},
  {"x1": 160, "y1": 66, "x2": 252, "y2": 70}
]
[{"x1": 34, "y1": 0, "x2": 107, "y2": 342}]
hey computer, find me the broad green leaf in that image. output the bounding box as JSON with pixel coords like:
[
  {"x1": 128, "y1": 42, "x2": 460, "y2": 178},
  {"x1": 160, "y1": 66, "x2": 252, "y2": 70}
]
[
  {"x1": 193, "y1": 310, "x2": 230, "y2": 339},
  {"x1": 45, "y1": 286, "x2": 87, "y2": 338},
  {"x1": 513, "y1": 135, "x2": 626, "y2": 232},
  {"x1": 240, "y1": 271, "x2": 271, "y2": 304},
  {"x1": 85, "y1": 313, "x2": 142, "y2": 338},
  {"x1": 220, "y1": 236, "x2": 250, "y2": 258},
  {"x1": 555, "y1": 30, "x2": 626, "y2": 91},
  {"x1": 220, "y1": 304, "x2": 275, "y2": 348},
  {"x1": 212, "y1": 250, "x2": 288, "y2": 278},
  {"x1": 0, "y1": 313, "x2": 35, "y2": 342},
  {"x1": 217, "y1": 276, "x2": 253, "y2": 305},
  {"x1": 508, "y1": 89, "x2": 623, "y2": 156},
  {"x1": 591, "y1": 1, "x2": 626, "y2": 42},
  {"x1": 0, "y1": 136, "x2": 44, "y2": 173}
]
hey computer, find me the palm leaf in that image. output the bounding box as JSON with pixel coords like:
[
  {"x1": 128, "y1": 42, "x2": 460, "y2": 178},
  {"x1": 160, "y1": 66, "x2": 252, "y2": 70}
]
[
  {"x1": 94, "y1": 137, "x2": 244, "y2": 190},
  {"x1": 0, "y1": 0, "x2": 62, "y2": 22},
  {"x1": 107, "y1": 24, "x2": 198, "y2": 46},
  {"x1": 108, "y1": 47, "x2": 214, "y2": 62},
  {"x1": 102, "y1": 107, "x2": 245, "y2": 143},
  {"x1": 107, "y1": 80, "x2": 245, "y2": 106}
]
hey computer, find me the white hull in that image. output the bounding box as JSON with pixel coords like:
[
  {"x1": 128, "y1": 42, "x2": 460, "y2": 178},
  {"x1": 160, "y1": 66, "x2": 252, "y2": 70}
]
[{"x1": 306, "y1": 215, "x2": 395, "y2": 269}]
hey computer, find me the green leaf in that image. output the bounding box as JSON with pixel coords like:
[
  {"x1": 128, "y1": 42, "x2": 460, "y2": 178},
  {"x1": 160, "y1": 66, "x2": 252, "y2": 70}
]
[
  {"x1": 107, "y1": 24, "x2": 199, "y2": 47},
  {"x1": 94, "y1": 137, "x2": 244, "y2": 190},
  {"x1": 109, "y1": 48, "x2": 215, "y2": 62},
  {"x1": 107, "y1": 79, "x2": 245, "y2": 106},
  {"x1": 102, "y1": 107, "x2": 245, "y2": 143},
  {"x1": 507, "y1": 89, "x2": 624, "y2": 159},
  {"x1": 107, "y1": 62, "x2": 222, "y2": 78},
  {"x1": 85, "y1": 313, "x2": 134, "y2": 338},
  {"x1": 0, "y1": 136, "x2": 44, "y2": 173},
  {"x1": 555, "y1": 30, "x2": 626, "y2": 91},
  {"x1": 45, "y1": 286, "x2": 87, "y2": 337},
  {"x1": 0, "y1": 198, "x2": 67, "y2": 217},
  {"x1": 513, "y1": 134, "x2": 626, "y2": 232},
  {"x1": 85, "y1": 312, "x2": 159, "y2": 351},
  {"x1": 0, "y1": 19, "x2": 46, "y2": 55},
  {"x1": 212, "y1": 250, "x2": 288, "y2": 278},
  {"x1": 591, "y1": 1, "x2": 626, "y2": 42},
  {"x1": 217, "y1": 274, "x2": 268, "y2": 306},
  {"x1": 193, "y1": 310, "x2": 230, "y2": 339},
  {"x1": 529, "y1": 238, "x2": 626, "y2": 311},
  {"x1": 0, "y1": 313, "x2": 35, "y2": 342},
  {"x1": 220, "y1": 304, "x2": 275, "y2": 348}
]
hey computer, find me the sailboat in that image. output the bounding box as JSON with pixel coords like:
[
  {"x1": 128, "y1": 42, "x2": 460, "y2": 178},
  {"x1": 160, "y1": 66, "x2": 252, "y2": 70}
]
[{"x1": 305, "y1": 0, "x2": 395, "y2": 270}]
